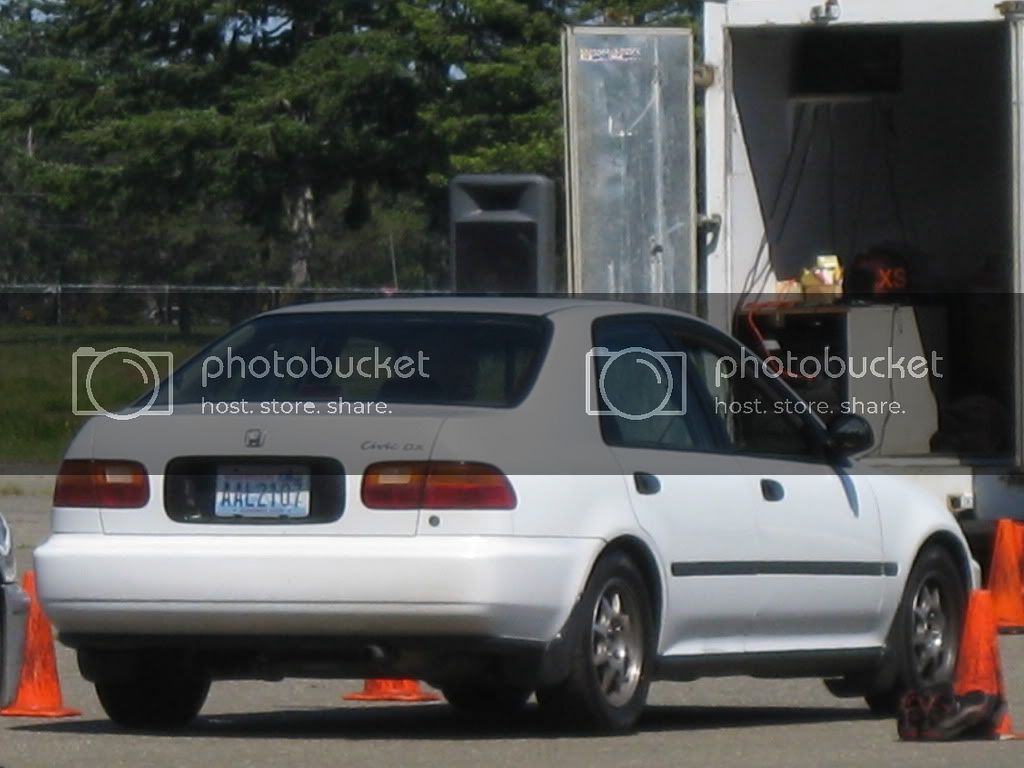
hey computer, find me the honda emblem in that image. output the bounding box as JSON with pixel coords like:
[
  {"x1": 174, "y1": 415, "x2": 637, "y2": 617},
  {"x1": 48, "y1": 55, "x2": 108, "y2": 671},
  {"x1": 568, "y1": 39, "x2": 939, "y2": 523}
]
[{"x1": 244, "y1": 428, "x2": 266, "y2": 448}]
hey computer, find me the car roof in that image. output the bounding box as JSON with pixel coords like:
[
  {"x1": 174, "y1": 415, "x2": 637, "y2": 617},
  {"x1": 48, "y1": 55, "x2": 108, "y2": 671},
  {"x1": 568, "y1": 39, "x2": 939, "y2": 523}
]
[{"x1": 263, "y1": 295, "x2": 702, "y2": 321}]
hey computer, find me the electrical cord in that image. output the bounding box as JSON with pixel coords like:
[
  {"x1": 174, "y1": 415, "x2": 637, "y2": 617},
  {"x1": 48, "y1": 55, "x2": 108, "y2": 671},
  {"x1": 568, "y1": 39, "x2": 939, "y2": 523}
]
[
  {"x1": 772, "y1": 104, "x2": 820, "y2": 249},
  {"x1": 736, "y1": 104, "x2": 832, "y2": 385},
  {"x1": 738, "y1": 104, "x2": 809, "y2": 301},
  {"x1": 828, "y1": 103, "x2": 837, "y2": 252},
  {"x1": 847, "y1": 106, "x2": 874, "y2": 258},
  {"x1": 881, "y1": 103, "x2": 912, "y2": 249},
  {"x1": 744, "y1": 301, "x2": 816, "y2": 382},
  {"x1": 867, "y1": 304, "x2": 900, "y2": 457},
  {"x1": 737, "y1": 103, "x2": 821, "y2": 308}
]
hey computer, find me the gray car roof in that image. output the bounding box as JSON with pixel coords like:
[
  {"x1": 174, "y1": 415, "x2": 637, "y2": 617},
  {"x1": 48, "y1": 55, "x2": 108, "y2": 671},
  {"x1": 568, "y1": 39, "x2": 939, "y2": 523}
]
[{"x1": 264, "y1": 295, "x2": 699, "y2": 320}]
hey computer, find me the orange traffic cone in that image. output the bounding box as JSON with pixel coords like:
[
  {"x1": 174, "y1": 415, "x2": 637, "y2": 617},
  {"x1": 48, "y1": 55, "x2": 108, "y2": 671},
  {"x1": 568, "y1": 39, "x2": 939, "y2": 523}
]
[
  {"x1": 987, "y1": 520, "x2": 1024, "y2": 633},
  {"x1": 343, "y1": 679, "x2": 440, "y2": 703},
  {"x1": 953, "y1": 589, "x2": 1014, "y2": 739},
  {"x1": 1, "y1": 571, "x2": 80, "y2": 718}
]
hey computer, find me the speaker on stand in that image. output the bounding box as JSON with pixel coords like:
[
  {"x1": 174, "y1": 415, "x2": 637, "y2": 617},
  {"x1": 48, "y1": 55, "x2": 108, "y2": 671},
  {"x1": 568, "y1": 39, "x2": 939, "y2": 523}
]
[{"x1": 449, "y1": 174, "x2": 556, "y2": 294}]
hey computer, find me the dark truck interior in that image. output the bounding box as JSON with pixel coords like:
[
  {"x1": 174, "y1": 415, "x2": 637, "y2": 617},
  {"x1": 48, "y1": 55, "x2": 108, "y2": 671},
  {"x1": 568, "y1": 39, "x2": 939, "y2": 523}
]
[{"x1": 729, "y1": 23, "x2": 1015, "y2": 461}]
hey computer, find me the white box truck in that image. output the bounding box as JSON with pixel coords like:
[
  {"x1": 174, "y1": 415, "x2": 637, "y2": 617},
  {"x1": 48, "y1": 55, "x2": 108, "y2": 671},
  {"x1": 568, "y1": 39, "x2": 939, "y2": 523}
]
[{"x1": 563, "y1": 0, "x2": 1024, "y2": 567}]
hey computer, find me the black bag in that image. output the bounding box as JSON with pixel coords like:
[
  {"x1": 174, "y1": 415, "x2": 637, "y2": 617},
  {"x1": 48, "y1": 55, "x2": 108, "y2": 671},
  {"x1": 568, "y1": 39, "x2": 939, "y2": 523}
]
[{"x1": 898, "y1": 684, "x2": 1003, "y2": 741}]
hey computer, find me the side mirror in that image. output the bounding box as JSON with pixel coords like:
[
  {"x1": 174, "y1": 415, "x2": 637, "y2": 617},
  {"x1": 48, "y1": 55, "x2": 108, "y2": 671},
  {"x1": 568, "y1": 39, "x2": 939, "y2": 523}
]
[{"x1": 826, "y1": 414, "x2": 874, "y2": 458}]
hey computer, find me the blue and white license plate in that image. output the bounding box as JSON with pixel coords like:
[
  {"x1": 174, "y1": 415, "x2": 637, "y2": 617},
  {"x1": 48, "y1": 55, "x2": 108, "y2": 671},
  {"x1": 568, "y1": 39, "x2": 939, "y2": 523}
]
[{"x1": 214, "y1": 465, "x2": 311, "y2": 519}]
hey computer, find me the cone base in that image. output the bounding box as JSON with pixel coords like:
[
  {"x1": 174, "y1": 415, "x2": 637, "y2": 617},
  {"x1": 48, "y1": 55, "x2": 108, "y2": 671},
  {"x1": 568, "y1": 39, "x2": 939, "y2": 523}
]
[
  {"x1": 995, "y1": 711, "x2": 1016, "y2": 740},
  {"x1": 0, "y1": 705, "x2": 81, "y2": 718},
  {"x1": 997, "y1": 626, "x2": 1024, "y2": 635},
  {"x1": 343, "y1": 679, "x2": 440, "y2": 703},
  {"x1": 343, "y1": 692, "x2": 439, "y2": 702}
]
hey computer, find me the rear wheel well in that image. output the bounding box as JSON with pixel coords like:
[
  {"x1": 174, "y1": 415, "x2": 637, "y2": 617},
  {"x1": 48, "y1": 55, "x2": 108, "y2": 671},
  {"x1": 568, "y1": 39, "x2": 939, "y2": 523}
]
[
  {"x1": 839, "y1": 534, "x2": 971, "y2": 704},
  {"x1": 597, "y1": 537, "x2": 663, "y2": 637}
]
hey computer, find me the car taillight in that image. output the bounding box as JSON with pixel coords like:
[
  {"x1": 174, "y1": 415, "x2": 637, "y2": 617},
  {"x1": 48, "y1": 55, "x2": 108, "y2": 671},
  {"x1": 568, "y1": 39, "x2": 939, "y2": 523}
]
[
  {"x1": 421, "y1": 462, "x2": 517, "y2": 509},
  {"x1": 362, "y1": 462, "x2": 516, "y2": 510},
  {"x1": 360, "y1": 462, "x2": 427, "y2": 509},
  {"x1": 53, "y1": 459, "x2": 150, "y2": 508}
]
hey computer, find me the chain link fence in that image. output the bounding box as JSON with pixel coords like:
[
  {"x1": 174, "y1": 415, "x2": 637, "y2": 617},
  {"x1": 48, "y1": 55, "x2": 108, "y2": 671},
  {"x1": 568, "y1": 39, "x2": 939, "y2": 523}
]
[{"x1": 0, "y1": 284, "x2": 450, "y2": 332}]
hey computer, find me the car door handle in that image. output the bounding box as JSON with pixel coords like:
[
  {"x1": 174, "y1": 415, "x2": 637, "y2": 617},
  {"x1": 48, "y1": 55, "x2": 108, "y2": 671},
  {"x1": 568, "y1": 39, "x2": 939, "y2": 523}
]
[
  {"x1": 634, "y1": 472, "x2": 661, "y2": 495},
  {"x1": 760, "y1": 478, "x2": 785, "y2": 502}
]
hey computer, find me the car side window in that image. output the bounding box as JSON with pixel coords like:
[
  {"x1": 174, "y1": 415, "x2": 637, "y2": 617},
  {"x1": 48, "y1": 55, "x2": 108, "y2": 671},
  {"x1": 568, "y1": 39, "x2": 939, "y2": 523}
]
[
  {"x1": 591, "y1": 317, "x2": 717, "y2": 453},
  {"x1": 671, "y1": 328, "x2": 826, "y2": 461}
]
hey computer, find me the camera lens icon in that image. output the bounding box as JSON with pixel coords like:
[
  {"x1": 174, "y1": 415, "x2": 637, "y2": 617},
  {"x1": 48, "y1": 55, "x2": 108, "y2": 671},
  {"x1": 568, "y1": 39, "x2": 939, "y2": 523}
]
[
  {"x1": 72, "y1": 347, "x2": 174, "y2": 420},
  {"x1": 586, "y1": 347, "x2": 687, "y2": 421}
]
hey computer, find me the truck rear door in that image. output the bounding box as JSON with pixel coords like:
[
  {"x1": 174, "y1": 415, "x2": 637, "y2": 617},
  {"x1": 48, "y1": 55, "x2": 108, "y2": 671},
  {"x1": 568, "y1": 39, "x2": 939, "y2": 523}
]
[
  {"x1": 1009, "y1": 9, "x2": 1024, "y2": 467},
  {"x1": 562, "y1": 26, "x2": 698, "y2": 302}
]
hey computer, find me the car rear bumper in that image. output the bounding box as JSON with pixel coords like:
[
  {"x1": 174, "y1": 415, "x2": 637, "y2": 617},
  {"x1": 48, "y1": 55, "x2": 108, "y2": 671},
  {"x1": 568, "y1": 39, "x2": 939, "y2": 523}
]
[{"x1": 34, "y1": 534, "x2": 600, "y2": 643}]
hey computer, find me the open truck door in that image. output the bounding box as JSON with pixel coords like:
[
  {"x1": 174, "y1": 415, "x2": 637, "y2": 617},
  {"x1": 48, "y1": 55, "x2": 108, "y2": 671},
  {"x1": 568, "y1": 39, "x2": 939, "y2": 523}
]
[
  {"x1": 1009, "y1": 6, "x2": 1024, "y2": 469},
  {"x1": 562, "y1": 26, "x2": 699, "y2": 305}
]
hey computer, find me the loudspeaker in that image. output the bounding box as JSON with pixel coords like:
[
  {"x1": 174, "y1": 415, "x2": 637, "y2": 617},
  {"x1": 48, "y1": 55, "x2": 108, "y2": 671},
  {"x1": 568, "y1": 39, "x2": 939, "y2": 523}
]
[{"x1": 449, "y1": 174, "x2": 556, "y2": 294}]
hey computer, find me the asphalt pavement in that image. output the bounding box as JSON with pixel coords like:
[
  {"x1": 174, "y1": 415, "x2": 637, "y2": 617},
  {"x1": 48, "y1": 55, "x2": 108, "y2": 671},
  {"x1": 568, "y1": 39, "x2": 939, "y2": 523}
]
[{"x1": 2, "y1": 474, "x2": 1022, "y2": 768}]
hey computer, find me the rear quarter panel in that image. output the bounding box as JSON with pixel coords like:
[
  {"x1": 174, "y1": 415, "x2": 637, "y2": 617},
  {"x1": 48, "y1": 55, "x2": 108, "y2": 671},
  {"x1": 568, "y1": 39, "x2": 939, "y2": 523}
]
[{"x1": 868, "y1": 473, "x2": 979, "y2": 629}]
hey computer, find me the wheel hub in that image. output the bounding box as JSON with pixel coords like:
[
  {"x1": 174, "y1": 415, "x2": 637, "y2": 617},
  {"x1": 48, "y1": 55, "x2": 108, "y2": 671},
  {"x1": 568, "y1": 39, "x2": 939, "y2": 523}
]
[
  {"x1": 591, "y1": 583, "x2": 643, "y2": 707},
  {"x1": 911, "y1": 580, "x2": 953, "y2": 683}
]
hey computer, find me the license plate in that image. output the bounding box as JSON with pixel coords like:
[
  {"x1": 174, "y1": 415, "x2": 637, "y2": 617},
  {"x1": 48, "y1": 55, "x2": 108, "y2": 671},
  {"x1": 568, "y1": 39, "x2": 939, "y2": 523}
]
[{"x1": 214, "y1": 465, "x2": 311, "y2": 519}]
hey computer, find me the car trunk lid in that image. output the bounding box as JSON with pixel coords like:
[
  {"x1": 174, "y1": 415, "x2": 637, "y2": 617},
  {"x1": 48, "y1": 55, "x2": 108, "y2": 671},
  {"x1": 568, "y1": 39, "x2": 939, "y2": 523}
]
[{"x1": 80, "y1": 404, "x2": 455, "y2": 535}]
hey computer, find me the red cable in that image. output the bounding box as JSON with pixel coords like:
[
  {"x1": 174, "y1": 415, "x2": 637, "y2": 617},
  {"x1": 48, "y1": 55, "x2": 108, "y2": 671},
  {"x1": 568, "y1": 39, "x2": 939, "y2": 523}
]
[{"x1": 742, "y1": 300, "x2": 816, "y2": 383}]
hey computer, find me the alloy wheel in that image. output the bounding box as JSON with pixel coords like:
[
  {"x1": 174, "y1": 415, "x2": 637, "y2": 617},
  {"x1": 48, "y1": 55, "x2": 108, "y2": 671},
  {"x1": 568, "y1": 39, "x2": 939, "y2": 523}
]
[
  {"x1": 590, "y1": 580, "x2": 644, "y2": 707},
  {"x1": 911, "y1": 577, "x2": 955, "y2": 683}
]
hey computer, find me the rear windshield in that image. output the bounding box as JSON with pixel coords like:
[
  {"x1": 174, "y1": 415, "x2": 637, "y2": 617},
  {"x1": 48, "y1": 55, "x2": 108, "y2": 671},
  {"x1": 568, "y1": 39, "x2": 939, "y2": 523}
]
[{"x1": 164, "y1": 311, "x2": 552, "y2": 408}]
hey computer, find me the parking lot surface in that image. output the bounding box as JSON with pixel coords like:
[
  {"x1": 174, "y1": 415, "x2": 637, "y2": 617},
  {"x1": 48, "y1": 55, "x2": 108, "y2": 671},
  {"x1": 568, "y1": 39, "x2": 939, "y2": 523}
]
[{"x1": 3, "y1": 474, "x2": 1023, "y2": 768}]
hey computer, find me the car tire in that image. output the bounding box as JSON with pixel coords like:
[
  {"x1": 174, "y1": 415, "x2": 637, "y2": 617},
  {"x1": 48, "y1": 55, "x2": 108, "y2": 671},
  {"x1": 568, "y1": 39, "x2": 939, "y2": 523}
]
[
  {"x1": 536, "y1": 552, "x2": 654, "y2": 732},
  {"x1": 95, "y1": 670, "x2": 210, "y2": 731},
  {"x1": 441, "y1": 683, "x2": 532, "y2": 715},
  {"x1": 865, "y1": 545, "x2": 966, "y2": 715}
]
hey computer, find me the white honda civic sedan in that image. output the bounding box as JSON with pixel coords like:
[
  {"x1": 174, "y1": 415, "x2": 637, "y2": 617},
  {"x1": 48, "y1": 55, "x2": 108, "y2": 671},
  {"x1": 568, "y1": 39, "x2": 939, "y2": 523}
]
[{"x1": 35, "y1": 298, "x2": 979, "y2": 731}]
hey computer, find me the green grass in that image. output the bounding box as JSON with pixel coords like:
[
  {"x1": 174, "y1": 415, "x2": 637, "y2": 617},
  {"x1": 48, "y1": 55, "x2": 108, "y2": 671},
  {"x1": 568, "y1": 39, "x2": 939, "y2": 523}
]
[
  {"x1": 0, "y1": 482, "x2": 25, "y2": 496},
  {"x1": 0, "y1": 324, "x2": 225, "y2": 465}
]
